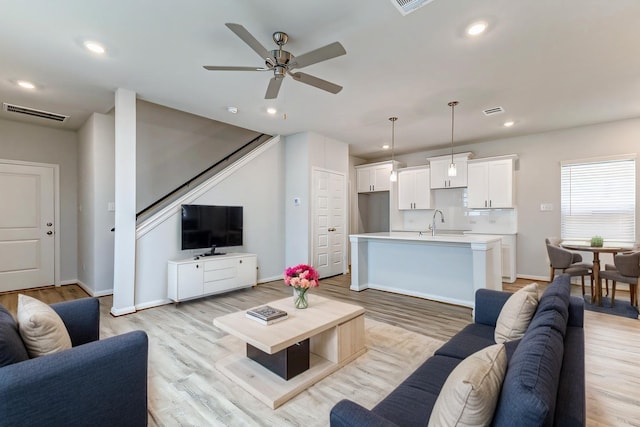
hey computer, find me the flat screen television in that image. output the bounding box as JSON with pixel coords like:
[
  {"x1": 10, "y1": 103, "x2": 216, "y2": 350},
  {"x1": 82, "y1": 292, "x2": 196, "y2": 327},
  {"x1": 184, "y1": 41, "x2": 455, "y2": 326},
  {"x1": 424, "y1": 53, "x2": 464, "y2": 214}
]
[{"x1": 181, "y1": 204, "x2": 243, "y2": 255}]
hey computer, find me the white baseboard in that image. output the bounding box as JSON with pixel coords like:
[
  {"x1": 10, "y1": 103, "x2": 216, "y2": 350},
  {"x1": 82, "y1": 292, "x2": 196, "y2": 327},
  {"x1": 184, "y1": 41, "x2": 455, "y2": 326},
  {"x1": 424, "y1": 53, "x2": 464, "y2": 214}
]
[
  {"x1": 110, "y1": 306, "x2": 136, "y2": 316},
  {"x1": 257, "y1": 275, "x2": 282, "y2": 284},
  {"x1": 75, "y1": 280, "x2": 113, "y2": 297},
  {"x1": 136, "y1": 299, "x2": 172, "y2": 311},
  {"x1": 516, "y1": 274, "x2": 549, "y2": 282},
  {"x1": 59, "y1": 279, "x2": 77, "y2": 286}
]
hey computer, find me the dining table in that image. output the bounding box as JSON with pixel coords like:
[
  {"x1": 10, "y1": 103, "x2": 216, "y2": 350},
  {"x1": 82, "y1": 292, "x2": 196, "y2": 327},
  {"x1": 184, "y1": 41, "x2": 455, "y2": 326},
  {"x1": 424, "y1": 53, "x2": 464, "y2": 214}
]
[{"x1": 560, "y1": 242, "x2": 624, "y2": 306}]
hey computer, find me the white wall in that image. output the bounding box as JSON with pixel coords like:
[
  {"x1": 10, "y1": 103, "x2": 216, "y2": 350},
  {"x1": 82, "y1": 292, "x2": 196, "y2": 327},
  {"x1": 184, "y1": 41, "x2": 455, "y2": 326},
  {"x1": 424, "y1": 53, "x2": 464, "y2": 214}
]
[
  {"x1": 0, "y1": 118, "x2": 78, "y2": 283},
  {"x1": 134, "y1": 138, "x2": 286, "y2": 308},
  {"x1": 284, "y1": 132, "x2": 350, "y2": 267},
  {"x1": 364, "y1": 117, "x2": 640, "y2": 279},
  {"x1": 77, "y1": 113, "x2": 115, "y2": 296}
]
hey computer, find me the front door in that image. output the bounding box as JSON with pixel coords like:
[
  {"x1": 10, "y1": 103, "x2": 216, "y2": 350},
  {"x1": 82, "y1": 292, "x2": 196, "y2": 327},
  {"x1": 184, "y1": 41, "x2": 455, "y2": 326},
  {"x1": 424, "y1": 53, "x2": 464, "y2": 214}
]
[
  {"x1": 313, "y1": 169, "x2": 346, "y2": 278},
  {"x1": 0, "y1": 161, "x2": 55, "y2": 292}
]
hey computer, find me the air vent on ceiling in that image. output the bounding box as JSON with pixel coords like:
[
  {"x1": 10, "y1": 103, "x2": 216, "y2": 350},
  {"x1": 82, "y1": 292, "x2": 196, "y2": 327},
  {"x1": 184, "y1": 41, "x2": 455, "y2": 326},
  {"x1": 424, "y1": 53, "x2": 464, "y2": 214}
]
[
  {"x1": 3, "y1": 102, "x2": 69, "y2": 123},
  {"x1": 390, "y1": 0, "x2": 436, "y2": 16},
  {"x1": 483, "y1": 106, "x2": 505, "y2": 116}
]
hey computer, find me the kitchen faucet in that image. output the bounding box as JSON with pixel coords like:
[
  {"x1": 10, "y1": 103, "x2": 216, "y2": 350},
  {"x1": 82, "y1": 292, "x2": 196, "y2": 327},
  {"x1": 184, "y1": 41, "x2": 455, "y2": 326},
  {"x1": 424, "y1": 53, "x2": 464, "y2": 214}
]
[{"x1": 430, "y1": 209, "x2": 445, "y2": 236}]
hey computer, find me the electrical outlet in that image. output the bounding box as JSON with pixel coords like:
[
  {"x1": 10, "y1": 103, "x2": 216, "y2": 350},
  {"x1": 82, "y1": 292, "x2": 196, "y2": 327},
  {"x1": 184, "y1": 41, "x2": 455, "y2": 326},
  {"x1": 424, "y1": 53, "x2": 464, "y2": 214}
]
[{"x1": 540, "y1": 203, "x2": 553, "y2": 212}]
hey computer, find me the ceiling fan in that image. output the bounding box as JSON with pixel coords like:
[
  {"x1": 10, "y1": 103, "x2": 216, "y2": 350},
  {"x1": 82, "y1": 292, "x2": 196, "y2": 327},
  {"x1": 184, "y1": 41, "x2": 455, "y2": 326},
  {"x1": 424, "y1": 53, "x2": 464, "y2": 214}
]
[{"x1": 203, "y1": 23, "x2": 346, "y2": 99}]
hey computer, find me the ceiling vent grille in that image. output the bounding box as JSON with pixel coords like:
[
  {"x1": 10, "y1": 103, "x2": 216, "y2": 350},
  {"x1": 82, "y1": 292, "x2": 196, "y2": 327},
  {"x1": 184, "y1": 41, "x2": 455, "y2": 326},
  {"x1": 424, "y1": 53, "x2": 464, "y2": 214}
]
[
  {"x1": 483, "y1": 106, "x2": 505, "y2": 116},
  {"x1": 2, "y1": 103, "x2": 69, "y2": 122},
  {"x1": 390, "y1": 0, "x2": 436, "y2": 15}
]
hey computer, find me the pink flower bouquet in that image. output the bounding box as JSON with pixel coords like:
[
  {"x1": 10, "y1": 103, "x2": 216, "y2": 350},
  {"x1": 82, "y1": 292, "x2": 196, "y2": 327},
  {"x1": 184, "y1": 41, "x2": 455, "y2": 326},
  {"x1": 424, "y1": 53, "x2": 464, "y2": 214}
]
[{"x1": 284, "y1": 264, "x2": 320, "y2": 289}]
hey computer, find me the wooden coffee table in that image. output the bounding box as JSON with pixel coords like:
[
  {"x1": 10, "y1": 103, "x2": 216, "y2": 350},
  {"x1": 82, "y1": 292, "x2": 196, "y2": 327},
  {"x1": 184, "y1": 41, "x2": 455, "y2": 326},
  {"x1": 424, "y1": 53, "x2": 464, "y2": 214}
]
[{"x1": 213, "y1": 294, "x2": 366, "y2": 408}]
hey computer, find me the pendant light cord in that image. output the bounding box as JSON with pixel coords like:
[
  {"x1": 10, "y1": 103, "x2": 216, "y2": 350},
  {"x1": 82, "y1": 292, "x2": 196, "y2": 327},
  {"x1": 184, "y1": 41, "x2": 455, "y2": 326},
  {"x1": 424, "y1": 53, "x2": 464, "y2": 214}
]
[{"x1": 448, "y1": 101, "x2": 458, "y2": 163}]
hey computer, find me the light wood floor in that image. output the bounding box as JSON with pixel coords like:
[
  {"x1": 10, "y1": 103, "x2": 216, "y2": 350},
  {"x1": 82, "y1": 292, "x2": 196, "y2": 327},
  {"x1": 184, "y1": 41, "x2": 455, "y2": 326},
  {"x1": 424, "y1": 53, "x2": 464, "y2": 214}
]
[{"x1": 1, "y1": 276, "x2": 638, "y2": 426}]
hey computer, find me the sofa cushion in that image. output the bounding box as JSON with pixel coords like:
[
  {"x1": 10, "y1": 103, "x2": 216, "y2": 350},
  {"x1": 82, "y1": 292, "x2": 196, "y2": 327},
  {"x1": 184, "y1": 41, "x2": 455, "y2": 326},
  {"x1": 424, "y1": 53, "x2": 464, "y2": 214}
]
[
  {"x1": 428, "y1": 344, "x2": 507, "y2": 427},
  {"x1": 492, "y1": 308, "x2": 567, "y2": 427},
  {"x1": 372, "y1": 355, "x2": 462, "y2": 426},
  {"x1": 0, "y1": 305, "x2": 29, "y2": 367},
  {"x1": 17, "y1": 294, "x2": 72, "y2": 358},
  {"x1": 435, "y1": 323, "x2": 495, "y2": 360},
  {"x1": 495, "y1": 283, "x2": 539, "y2": 343}
]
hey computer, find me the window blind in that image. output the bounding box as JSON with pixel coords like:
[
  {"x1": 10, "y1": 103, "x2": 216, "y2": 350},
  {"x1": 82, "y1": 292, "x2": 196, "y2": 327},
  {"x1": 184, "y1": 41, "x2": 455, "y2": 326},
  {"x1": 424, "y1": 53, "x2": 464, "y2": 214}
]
[{"x1": 561, "y1": 157, "x2": 636, "y2": 243}]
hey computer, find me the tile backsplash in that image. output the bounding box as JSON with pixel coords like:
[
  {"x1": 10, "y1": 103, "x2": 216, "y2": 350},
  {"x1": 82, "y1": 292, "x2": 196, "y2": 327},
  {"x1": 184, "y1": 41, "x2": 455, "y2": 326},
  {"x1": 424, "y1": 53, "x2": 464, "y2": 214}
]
[{"x1": 398, "y1": 188, "x2": 518, "y2": 234}]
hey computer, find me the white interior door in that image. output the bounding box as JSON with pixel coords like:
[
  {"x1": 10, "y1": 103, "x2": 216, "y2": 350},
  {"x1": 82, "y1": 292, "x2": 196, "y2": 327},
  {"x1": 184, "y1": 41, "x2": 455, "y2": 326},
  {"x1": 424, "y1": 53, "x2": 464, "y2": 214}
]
[
  {"x1": 0, "y1": 162, "x2": 55, "y2": 292},
  {"x1": 313, "y1": 169, "x2": 346, "y2": 278}
]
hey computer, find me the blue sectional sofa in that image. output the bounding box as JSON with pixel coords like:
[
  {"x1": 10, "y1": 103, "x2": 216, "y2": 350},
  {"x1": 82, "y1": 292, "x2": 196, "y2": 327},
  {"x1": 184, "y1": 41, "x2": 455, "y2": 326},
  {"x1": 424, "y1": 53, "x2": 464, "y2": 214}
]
[
  {"x1": 0, "y1": 297, "x2": 149, "y2": 427},
  {"x1": 330, "y1": 274, "x2": 585, "y2": 427}
]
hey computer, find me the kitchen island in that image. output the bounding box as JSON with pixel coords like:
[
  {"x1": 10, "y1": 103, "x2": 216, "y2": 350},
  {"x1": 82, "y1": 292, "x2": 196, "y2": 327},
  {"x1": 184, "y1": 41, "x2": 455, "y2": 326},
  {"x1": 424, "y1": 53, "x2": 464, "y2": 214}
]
[{"x1": 350, "y1": 232, "x2": 502, "y2": 308}]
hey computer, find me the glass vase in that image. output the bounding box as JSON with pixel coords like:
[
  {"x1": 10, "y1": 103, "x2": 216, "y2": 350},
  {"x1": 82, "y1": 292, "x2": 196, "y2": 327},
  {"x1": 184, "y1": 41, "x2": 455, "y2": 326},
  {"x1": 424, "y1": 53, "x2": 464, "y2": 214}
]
[{"x1": 293, "y1": 287, "x2": 309, "y2": 309}]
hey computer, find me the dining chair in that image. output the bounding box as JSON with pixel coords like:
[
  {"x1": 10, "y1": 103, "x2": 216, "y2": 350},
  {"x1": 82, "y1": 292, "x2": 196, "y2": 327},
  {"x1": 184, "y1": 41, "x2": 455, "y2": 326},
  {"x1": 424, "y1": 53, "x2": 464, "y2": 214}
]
[
  {"x1": 604, "y1": 243, "x2": 640, "y2": 291},
  {"x1": 545, "y1": 238, "x2": 593, "y2": 295},
  {"x1": 599, "y1": 251, "x2": 640, "y2": 307}
]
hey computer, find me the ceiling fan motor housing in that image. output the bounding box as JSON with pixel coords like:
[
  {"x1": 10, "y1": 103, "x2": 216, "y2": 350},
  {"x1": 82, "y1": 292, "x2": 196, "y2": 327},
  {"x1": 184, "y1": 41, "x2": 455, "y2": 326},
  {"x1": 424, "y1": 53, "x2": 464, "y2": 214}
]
[{"x1": 269, "y1": 49, "x2": 293, "y2": 79}]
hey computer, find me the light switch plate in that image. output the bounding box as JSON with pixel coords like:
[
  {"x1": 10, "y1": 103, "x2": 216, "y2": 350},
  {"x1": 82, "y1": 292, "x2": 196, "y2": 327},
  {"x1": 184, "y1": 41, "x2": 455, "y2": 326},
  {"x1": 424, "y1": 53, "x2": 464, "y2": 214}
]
[
  {"x1": 540, "y1": 203, "x2": 553, "y2": 211},
  {"x1": 108, "y1": 202, "x2": 115, "y2": 211}
]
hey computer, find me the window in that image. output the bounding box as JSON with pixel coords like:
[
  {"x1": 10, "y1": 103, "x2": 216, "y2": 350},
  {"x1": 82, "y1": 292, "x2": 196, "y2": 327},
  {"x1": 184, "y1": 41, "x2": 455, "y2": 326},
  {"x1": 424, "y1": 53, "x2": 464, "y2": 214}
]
[{"x1": 561, "y1": 155, "x2": 636, "y2": 243}]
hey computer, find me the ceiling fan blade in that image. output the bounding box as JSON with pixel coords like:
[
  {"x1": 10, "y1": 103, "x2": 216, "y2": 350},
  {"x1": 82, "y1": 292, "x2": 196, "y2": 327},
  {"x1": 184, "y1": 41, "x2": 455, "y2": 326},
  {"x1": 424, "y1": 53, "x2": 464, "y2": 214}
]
[
  {"x1": 203, "y1": 65, "x2": 267, "y2": 71},
  {"x1": 290, "y1": 42, "x2": 346, "y2": 69},
  {"x1": 289, "y1": 72, "x2": 343, "y2": 94},
  {"x1": 265, "y1": 77, "x2": 283, "y2": 99},
  {"x1": 225, "y1": 23, "x2": 271, "y2": 60}
]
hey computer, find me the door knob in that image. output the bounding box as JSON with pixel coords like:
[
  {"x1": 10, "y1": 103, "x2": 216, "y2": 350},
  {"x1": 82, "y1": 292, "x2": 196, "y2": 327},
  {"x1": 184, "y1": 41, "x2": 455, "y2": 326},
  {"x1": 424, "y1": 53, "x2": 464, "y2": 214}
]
[
  {"x1": 47, "y1": 222, "x2": 53, "y2": 227},
  {"x1": 46, "y1": 231, "x2": 53, "y2": 235},
  {"x1": 328, "y1": 227, "x2": 336, "y2": 232}
]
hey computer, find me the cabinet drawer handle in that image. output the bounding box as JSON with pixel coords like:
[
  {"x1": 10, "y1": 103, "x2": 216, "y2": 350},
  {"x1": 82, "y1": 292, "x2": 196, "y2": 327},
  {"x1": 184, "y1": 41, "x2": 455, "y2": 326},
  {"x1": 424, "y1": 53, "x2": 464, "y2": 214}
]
[
  {"x1": 489, "y1": 200, "x2": 492, "y2": 207},
  {"x1": 485, "y1": 200, "x2": 487, "y2": 207},
  {"x1": 196, "y1": 264, "x2": 199, "y2": 268},
  {"x1": 239, "y1": 260, "x2": 242, "y2": 264}
]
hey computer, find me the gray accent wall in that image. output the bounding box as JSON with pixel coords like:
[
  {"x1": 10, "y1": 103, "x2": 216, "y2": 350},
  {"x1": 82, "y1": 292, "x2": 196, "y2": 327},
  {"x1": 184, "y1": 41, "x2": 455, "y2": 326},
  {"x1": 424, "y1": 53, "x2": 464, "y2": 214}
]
[
  {"x1": 0, "y1": 118, "x2": 78, "y2": 283},
  {"x1": 136, "y1": 100, "x2": 264, "y2": 212}
]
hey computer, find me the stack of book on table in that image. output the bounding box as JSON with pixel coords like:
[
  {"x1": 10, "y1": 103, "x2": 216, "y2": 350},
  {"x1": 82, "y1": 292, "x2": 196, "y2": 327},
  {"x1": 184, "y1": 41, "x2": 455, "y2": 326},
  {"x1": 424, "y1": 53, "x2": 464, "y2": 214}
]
[{"x1": 246, "y1": 305, "x2": 288, "y2": 325}]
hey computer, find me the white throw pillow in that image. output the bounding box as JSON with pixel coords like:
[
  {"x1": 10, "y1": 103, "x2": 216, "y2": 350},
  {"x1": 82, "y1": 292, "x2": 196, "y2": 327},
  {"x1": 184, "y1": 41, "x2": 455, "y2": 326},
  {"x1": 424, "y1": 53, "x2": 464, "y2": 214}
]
[
  {"x1": 428, "y1": 343, "x2": 507, "y2": 427},
  {"x1": 17, "y1": 294, "x2": 72, "y2": 357},
  {"x1": 494, "y1": 282, "x2": 539, "y2": 344}
]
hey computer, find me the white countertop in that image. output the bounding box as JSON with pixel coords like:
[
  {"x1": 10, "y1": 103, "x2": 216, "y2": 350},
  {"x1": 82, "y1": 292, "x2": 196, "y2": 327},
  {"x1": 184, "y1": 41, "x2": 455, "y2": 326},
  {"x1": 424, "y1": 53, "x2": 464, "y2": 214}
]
[{"x1": 350, "y1": 232, "x2": 501, "y2": 244}]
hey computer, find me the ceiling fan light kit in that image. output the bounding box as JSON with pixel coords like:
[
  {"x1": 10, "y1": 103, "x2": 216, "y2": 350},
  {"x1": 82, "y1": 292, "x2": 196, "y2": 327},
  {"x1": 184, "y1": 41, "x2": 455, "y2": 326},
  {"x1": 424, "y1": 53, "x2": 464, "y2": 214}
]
[{"x1": 204, "y1": 23, "x2": 346, "y2": 99}]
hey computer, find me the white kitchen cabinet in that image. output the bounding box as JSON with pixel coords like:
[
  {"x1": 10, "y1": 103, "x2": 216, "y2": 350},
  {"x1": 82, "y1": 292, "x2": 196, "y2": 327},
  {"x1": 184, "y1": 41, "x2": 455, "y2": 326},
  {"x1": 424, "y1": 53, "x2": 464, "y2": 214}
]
[
  {"x1": 467, "y1": 156, "x2": 516, "y2": 208},
  {"x1": 398, "y1": 167, "x2": 433, "y2": 210},
  {"x1": 356, "y1": 162, "x2": 393, "y2": 193},
  {"x1": 427, "y1": 153, "x2": 472, "y2": 189},
  {"x1": 168, "y1": 253, "x2": 257, "y2": 302}
]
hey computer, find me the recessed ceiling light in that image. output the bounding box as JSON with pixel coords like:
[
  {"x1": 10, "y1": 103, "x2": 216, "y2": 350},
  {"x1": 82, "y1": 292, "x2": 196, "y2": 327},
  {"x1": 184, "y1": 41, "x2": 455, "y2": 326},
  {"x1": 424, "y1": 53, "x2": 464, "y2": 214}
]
[
  {"x1": 227, "y1": 106, "x2": 238, "y2": 114},
  {"x1": 466, "y1": 21, "x2": 488, "y2": 36},
  {"x1": 267, "y1": 107, "x2": 277, "y2": 115},
  {"x1": 17, "y1": 80, "x2": 36, "y2": 90},
  {"x1": 382, "y1": 144, "x2": 390, "y2": 150},
  {"x1": 503, "y1": 121, "x2": 515, "y2": 127},
  {"x1": 83, "y1": 40, "x2": 106, "y2": 54}
]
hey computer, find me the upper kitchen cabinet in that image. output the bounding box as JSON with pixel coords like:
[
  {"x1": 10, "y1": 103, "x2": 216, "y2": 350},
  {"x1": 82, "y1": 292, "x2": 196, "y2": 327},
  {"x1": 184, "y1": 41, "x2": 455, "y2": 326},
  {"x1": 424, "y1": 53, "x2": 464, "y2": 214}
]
[
  {"x1": 427, "y1": 153, "x2": 472, "y2": 189},
  {"x1": 398, "y1": 167, "x2": 432, "y2": 210},
  {"x1": 356, "y1": 161, "x2": 401, "y2": 193},
  {"x1": 467, "y1": 155, "x2": 517, "y2": 208}
]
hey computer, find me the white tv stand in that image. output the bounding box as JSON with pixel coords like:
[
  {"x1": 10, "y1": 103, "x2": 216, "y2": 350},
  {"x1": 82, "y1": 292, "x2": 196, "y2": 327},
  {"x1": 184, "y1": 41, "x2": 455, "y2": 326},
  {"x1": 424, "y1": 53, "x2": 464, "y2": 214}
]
[{"x1": 167, "y1": 253, "x2": 257, "y2": 303}]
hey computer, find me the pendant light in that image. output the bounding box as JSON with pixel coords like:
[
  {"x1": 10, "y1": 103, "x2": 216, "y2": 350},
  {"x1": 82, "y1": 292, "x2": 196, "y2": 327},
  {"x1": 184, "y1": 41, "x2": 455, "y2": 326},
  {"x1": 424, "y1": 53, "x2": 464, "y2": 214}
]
[
  {"x1": 447, "y1": 101, "x2": 459, "y2": 177},
  {"x1": 389, "y1": 116, "x2": 398, "y2": 182}
]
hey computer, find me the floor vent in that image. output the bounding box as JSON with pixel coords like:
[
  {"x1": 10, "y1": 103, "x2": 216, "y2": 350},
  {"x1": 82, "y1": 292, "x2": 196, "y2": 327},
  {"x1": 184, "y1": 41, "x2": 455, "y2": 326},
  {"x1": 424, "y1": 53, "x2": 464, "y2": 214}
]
[
  {"x1": 390, "y1": 0, "x2": 436, "y2": 15},
  {"x1": 483, "y1": 106, "x2": 505, "y2": 116},
  {"x1": 3, "y1": 103, "x2": 69, "y2": 122}
]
